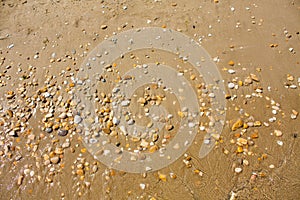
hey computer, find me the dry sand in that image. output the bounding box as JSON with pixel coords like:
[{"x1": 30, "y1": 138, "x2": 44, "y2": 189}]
[{"x1": 0, "y1": 0, "x2": 300, "y2": 199}]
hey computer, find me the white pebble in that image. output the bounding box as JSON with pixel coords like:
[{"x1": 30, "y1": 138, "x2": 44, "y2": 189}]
[
  {"x1": 228, "y1": 82, "x2": 235, "y2": 89},
  {"x1": 228, "y1": 69, "x2": 236, "y2": 74},
  {"x1": 112, "y1": 117, "x2": 120, "y2": 125},
  {"x1": 277, "y1": 140, "x2": 283, "y2": 146},
  {"x1": 140, "y1": 183, "x2": 146, "y2": 190},
  {"x1": 121, "y1": 100, "x2": 130, "y2": 107},
  {"x1": 235, "y1": 167, "x2": 242, "y2": 173}
]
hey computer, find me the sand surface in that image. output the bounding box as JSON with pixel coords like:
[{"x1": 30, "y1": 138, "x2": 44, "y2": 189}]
[{"x1": 0, "y1": 0, "x2": 300, "y2": 199}]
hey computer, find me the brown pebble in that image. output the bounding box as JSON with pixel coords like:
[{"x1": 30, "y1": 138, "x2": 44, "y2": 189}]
[
  {"x1": 165, "y1": 124, "x2": 174, "y2": 131},
  {"x1": 231, "y1": 119, "x2": 243, "y2": 131},
  {"x1": 228, "y1": 60, "x2": 235, "y2": 66},
  {"x1": 149, "y1": 145, "x2": 158, "y2": 153},
  {"x1": 76, "y1": 169, "x2": 85, "y2": 176}
]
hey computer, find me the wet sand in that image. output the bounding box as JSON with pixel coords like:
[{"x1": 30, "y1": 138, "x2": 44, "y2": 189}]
[{"x1": 0, "y1": 0, "x2": 300, "y2": 199}]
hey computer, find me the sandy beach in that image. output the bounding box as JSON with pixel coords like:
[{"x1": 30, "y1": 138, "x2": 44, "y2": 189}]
[{"x1": 0, "y1": 0, "x2": 299, "y2": 199}]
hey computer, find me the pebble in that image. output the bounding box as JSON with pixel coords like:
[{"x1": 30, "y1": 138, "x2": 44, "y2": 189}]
[
  {"x1": 58, "y1": 129, "x2": 68, "y2": 136},
  {"x1": 250, "y1": 74, "x2": 259, "y2": 82},
  {"x1": 274, "y1": 130, "x2": 283, "y2": 137},
  {"x1": 50, "y1": 156, "x2": 60, "y2": 164},
  {"x1": 277, "y1": 140, "x2": 283, "y2": 146},
  {"x1": 45, "y1": 127, "x2": 53, "y2": 133},
  {"x1": 59, "y1": 112, "x2": 67, "y2": 119},
  {"x1": 74, "y1": 115, "x2": 82, "y2": 124},
  {"x1": 101, "y1": 25, "x2": 108, "y2": 29},
  {"x1": 228, "y1": 82, "x2": 235, "y2": 89},
  {"x1": 228, "y1": 69, "x2": 236, "y2": 74},
  {"x1": 228, "y1": 60, "x2": 235, "y2": 66},
  {"x1": 139, "y1": 183, "x2": 146, "y2": 190},
  {"x1": 121, "y1": 100, "x2": 130, "y2": 107},
  {"x1": 62, "y1": 141, "x2": 70, "y2": 148},
  {"x1": 291, "y1": 110, "x2": 298, "y2": 119},
  {"x1": 112, "y1": 117, "x2": 120, "y2": 125},
  {"x1": 158, "y1": 172, "x2": 167, "y2": 182},
  {"x1": 17, "y1": 175, "x2": 24, "y2": 185},
  {"x1": 232, "y1": 119, "x2": 243, "y2": 131},
  {"x1": 234, "y1": 167, "x2": 242, "y2": 173},
  {"x1": 165, "y1": 124, "x2": 174, "y2": 131}
]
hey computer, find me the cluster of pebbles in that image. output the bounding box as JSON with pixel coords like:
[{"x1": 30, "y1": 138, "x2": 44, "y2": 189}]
[{"x1": 0, "y1": 9, "x2": 299, "y2": 199}]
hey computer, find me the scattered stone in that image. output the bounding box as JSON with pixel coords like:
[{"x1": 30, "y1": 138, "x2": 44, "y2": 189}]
[
  {"x1": 17, "y1": 175, "x2": 24, "y2": 185},
  {"x1": 139, "y1": 183, "x2": 146, "y2": 190},
  {"x1": 58, "y1": 129, "x2": 68, "y2": 136},
  {"x1": 59, "y1": 112, "x2": 67, "y2": 119},
  {"x1": 228, "y1": 60, "x2": 235, "y2": 66},
  {"x1": 45, "y1": 127, "x2": 53, "y2": 133},
  {"x1": 228, "y1": 69, "x2": 236, "y2": 74},
  {"x1": 112, "y1": 117, "x2": 120, "y2": 125},
  {"x1": 250, "y1": 74, "x2": 259, "y2": 82},
  {"x1": 121, "y1": 100, "x2": 130, "y2": 107},
  {"x1": 291, "y1": 110, "x2": 298, "y2": 119},
  {"x1": 234, "y1": 167, "x2": 242, "y2": 173},
  {"x1": 228, "y1": 82, "x2": 235, "y2": 89},
  {"x1": 231, "y1": 119, "x2": 243, "y2": 131},
  {"x1": 101, "y1": 25, "x2": 108, "y2": 29},
  {"x1": 74, "y1": 115, "x2": 82, "y2": 124},
  {"x1": 50, "y1": 156, "x2": 60, "y2": 164},
  {"x1": 165, "y1": 124, "x2": 174, "y2": 131},
  {"x1": 158, "y1": 172, "x2": 167, "y2": 182},
  {"x1": 274, "y1": 130, "x2": 283, "y2": 137}
]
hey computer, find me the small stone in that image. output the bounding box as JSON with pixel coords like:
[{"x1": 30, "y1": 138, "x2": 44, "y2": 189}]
[
  {"x1": 140, "y1": 140, "x2": 149, "y2": 148},
  {"x1": 121, "y1": 100, "x2": 130, "y2": 107},
  {"x1": 74, "y1": 115, "x2": 82, "y2": 124},
  {"x1": 190, "y1": 74, "x2": 196, "y2": 80},
  {"x1": 127, "y1": 119, "x2": 135, "y2": 125},
  {"x1": 277, "y1": 140, "x2": 283, "y2": 146},
  {"x1": 228, "y1": 60, "x2": 235, "y2": 66},
  {"x1": 254, "y1": 121, "x2": 262, "y2": 127},
  {"x1": 58, "y1": 129, "x2": 68, "y2": 136},
  {"x1": 112, "y1": 117, "x2": 120, "y2": 125},
  {"x1": 250, "y1": 74, "x2": 259, "y2": 82},
  {"x1": 228, "y1": 82, "x2": 235, "y2": 89},
  {"x1": 17, "y1": 175, "x2": 24, "y2": 185},
  {"x1": 92, "y1": 165, "x2": 98, "y2": 173},
  {"x1": 149, "y1": 145, "x2": 158, "y2": 153},
  {"x1": 237, "y1": 138, "x2": 248, "y2": 145},
  {"x1": 228, "y1": 69, "x2": 236, "y2": 74},
  {"x1": 235, "y1": 167, "x2": 242, "y2": 173},
  {"x1": 45, "y1": 127, "x2": 53, "y2": 133},
  {"x1": 59, "y1": 113, "x2": 67, "y2": 119},
  {"x1": 140, "y1": 183, "x2": 146, "y2": 190},
  {"x1": 232, "y1": 119, "x2": 243, "y2": 131},
  {"x1": 287, "y1": 75, "x2": 294, "y2": 81},
  {"x1": 274, "y1": 130, "x2": 283, "y2": 137},
  {"x1": 50, "y1": 156, "x2": 60, "y2": 164},
  {"x1": 101, "y1": 25, "x2": 108, "y2": 29},
  {"x1": 76, "y1": 169, "x2": 85, "y2": 176},
  {"x1": 158, "y1": 172, "x2": 167, "y2": 182},
  {"x1": 45, "y1": 113, "x2": 53, "y2": 119},
  {"x1": 165, "y1": 124, "x2": 174, "y2": 131},
  {"x1": 62, "y1": 142, "x2": 70, "y2": 148},
  {"x1": 291, "y1": 110, "x2": 298, "y2": 119},
  {"x1": 250, "y1": 132, "x2": 259, "y2": 139}
]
